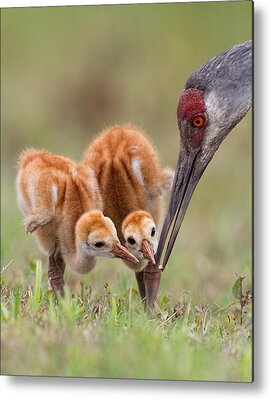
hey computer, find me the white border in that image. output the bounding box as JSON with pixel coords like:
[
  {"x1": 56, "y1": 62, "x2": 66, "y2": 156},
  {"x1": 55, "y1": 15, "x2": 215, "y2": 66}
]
[{"x1": 1, "y1": 0, "x2": 271, "y2": 398}]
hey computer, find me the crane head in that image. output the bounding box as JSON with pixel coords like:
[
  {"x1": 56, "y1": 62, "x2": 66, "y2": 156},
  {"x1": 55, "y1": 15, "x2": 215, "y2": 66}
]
[{"x1": 156, "y1": 40, "x2": 252, "y2": 269}]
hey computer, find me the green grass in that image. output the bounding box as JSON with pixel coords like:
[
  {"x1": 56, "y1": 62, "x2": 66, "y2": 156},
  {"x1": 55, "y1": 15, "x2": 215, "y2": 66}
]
[{"x1": 1, "y1": 261, "x2": 252, "y2": 381}]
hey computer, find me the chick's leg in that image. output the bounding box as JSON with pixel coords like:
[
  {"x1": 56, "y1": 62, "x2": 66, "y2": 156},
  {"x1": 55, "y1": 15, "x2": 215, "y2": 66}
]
[
  {"x1": 135, "y1": 271, "x2": 146, "y2": 302},
  {"x1": 48, "y1": 252, "x2": 65, "y2": 297},
  {"x1": 143, "y1": 262, "x2": 161, "y2": 310}
]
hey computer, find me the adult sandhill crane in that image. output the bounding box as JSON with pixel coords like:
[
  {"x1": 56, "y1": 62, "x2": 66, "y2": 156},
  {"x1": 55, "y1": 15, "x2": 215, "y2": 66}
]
[
  {"x1": 156, "y1": 40, "x2": 252, "y2": 271},
  {"x1": 16, "y1": 149, "x2": 138, "y2": 295},
  {"x1": 82, "y1": 124, "x2": 173, "y2": 308}
]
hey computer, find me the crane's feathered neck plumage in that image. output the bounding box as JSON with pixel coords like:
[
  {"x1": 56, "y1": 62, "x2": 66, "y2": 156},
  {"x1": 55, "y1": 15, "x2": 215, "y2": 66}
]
[{"x1": 185, "y1": 40, "x2": 252, "y2": 95}]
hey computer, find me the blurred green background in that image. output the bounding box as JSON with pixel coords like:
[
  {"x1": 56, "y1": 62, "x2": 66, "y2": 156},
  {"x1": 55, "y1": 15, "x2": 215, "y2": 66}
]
[{"x1": 1, "y1": 1, "x2": 252, "y2": 305}]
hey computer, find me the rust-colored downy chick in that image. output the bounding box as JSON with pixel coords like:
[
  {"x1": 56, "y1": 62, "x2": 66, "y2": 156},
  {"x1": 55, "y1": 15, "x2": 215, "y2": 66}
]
[
  {"x1": 82, "y1": 124, "x2": 173, "y2": 308},
  {"x1": 122, "y1": 210, "x2": 157, "y2": 268},
  {"x1": 16, "y1": 149, "x2": 138, "y2": 295}
]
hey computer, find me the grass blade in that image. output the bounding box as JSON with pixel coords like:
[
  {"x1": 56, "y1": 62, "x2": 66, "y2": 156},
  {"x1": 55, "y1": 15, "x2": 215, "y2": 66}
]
[{"x1": 33, "y1": 259, "x2": 42, "y2": 309}]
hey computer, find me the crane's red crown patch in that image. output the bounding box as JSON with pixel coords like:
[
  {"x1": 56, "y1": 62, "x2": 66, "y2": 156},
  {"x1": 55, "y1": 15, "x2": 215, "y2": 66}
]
[{"x1": 177, "y1": 88, "x2": 205, "y2": 121}]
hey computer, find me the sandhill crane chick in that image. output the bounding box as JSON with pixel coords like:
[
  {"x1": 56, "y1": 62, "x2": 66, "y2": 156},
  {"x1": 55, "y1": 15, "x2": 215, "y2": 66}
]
[
  {"x1": 16, "y1": 149, "x2": 138, "y2": 295},
  {"x1": 122, "y1": 210, "x2": 157, "y2": 270},
  {"x1": 82, "y1": 124, "x2": 173, "y2": 306}
]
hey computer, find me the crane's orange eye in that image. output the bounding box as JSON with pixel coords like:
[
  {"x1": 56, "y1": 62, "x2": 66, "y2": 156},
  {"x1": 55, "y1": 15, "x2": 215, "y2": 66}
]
[{"x1": 192, "y1": 115, "x2": 205, "y2": 127}]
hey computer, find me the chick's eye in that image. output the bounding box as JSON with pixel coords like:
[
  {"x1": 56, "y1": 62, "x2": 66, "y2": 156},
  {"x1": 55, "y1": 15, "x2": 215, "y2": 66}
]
[
  {"x1": 127, "y1": 237, "x2": 136, "y2": 245},
  {"x1": 192, "y1": 115, "x2": 205, "y2": 127},
  {"x1": 94, "y1": 241, "x2": 104, "y2": 248},
  {"x1": 151, "y1": 227, "x2": 156, "y2": 237}
]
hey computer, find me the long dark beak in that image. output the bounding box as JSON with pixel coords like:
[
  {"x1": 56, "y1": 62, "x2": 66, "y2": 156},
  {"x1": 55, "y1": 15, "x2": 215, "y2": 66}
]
[
  {"x1": 156, "y1": 146, "x2": 208, "y2": 270},
  {"x1": 111, "y1": 242, "x2": 139, "y2": 264}
]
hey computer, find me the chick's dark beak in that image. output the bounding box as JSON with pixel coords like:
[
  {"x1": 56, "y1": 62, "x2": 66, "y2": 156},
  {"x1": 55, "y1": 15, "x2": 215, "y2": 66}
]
[
  {"x1": 111, "y1": 242, "x2": 139, "y2": 264},
  {"x1": 141, "y1": 239, "x2": 155, "y2": 265}
]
